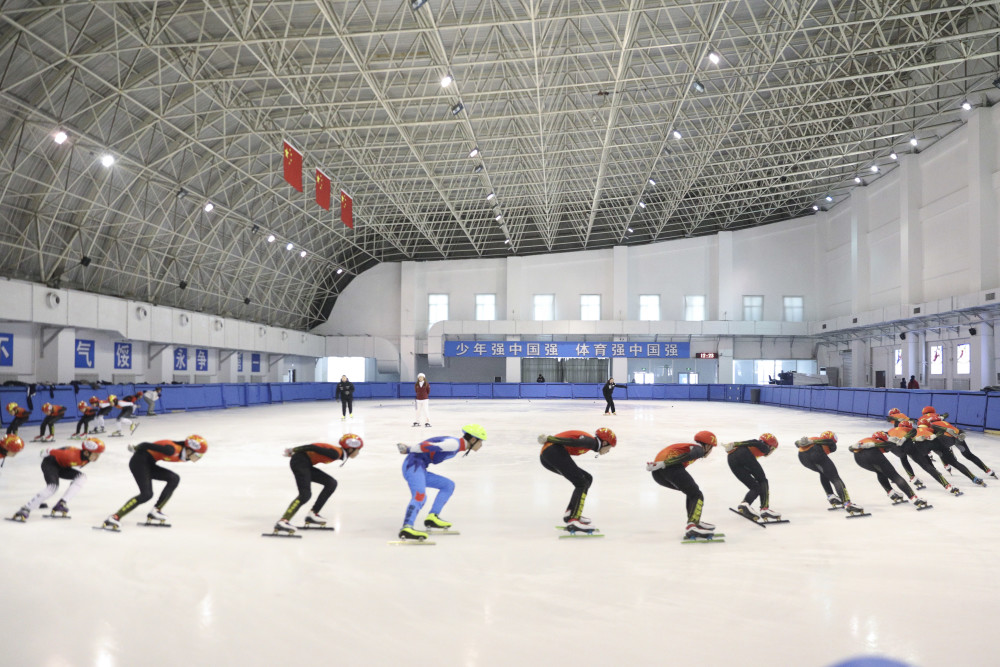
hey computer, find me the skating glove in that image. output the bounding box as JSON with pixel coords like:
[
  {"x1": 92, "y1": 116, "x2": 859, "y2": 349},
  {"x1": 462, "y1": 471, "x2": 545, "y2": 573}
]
[
  {"x1": 396, "y1": 442, "x2": 409, "y2": 454},
  {"x1": 283, "y1": 448, "x2": 294, "y2": 457},
  {"x1": 646, "y1": 460, "x2": 665, "y2": 471},
  {"x1": 537, "y1": 434, "x2": 548, "y2": 445},
  {"x1": 795, "y1": 436, "x2": 811, "y2": 447},
  {"x1": 40, "y1": 448, "x2": 50, "y2": 457},
  {"x1": 127, "y1": 444, "x2": 135, "y2": 452}
]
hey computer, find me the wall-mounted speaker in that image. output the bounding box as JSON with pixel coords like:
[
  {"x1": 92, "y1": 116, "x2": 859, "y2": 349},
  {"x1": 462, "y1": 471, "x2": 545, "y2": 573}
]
[
  {"x1": 970, "y1": 327, "x2": 977, "y2": 336},
  {"x1": 899, "y1": 332, "x2": 906, "y2": 340}
]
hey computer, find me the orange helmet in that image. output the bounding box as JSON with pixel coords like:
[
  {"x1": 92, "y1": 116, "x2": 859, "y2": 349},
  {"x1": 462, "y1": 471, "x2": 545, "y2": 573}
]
[
  {"x1": 888, "y1": 408, "x2": 902, "y2": 416},
  {"x1": 77, "y1": 400, "x2": 88, "y2": 411},
  {"x1": 42, "y1": 403, "x2": 53, "y2": 414},
  {"x1": 82, "y1": 437, "x2": 105, "y2": 454},
  {"x1": 89, "y1": 396, "x2": 100, "y2": 405},
  {"x1": 594, "y1": 427, "x2": 617, "y2": 448},
  {"x1": 873, "y1": 431, "x2": 889, "y2": 442},
  {"x1": 898, "y1": 420, "x2": 913, "y2": 430},
  {"x1": 185, "y1": 435, "x2": 208, "y2": 454},
  {"x1": 922, "y1": 406, "x2": 936, "y2": 415},
  {"x1": 819, "y1": 430, "x2": 837, "y2": 443},
  {"x1": 1, "y1": 434, "x2": 25, "y2": 456},
  {"x1": 339, "y1": 433, "x2": 364, "y2": 451},
  {"x1": 694, "y1": 430, "x2": 717, "y2": 448},
  {"x1": 758, "y1": 433, "x2": 778, "y2": 448}
]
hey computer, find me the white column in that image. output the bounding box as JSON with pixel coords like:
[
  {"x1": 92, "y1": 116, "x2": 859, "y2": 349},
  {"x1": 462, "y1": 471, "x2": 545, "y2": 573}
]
[
  {"x1": 399, "y1": 261, "x2": 418, "y2": 381},
  {"x1": 37, "y1": 328, "x2": 76, "y2": 383},
  {"x1": 967, "y1": 107, "x2": 999, "y2": 292},
  {"x1": 718, "y1": 336, "x2": 734, "y2": 383},
  {"x1": 612, "y1": 245, "x2": 628, "y2": 320},
  {"x1": 716, "y1": 231, "x2": 734, "y2": 320},
  {"x1": 906, "y1": 333, "x2": 919, "y2": 385},
  {"x1": 505, "y1": 256, "x2": 524, "y2": 320},
  {"x1": 851, "y1": 187, "x2": 871, "y2": 313},
  {"x1": 980, "y1": 324, "x2": 995, "y2": 389},
  {"x1": 898, "y1": 155, "x2": 923, "y2": 305}
]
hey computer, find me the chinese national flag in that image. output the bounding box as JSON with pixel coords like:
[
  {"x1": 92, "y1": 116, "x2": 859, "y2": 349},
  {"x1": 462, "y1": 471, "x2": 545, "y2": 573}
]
[
  {"x1": 282, "y1": 140, "x2": 303, "y2": 192},
  {"x1": 315, "y1": 169, "x2": 331, "y2": 210},
  {"x1": 340, "y1": 189, "x2": 353, "y2": 228}
]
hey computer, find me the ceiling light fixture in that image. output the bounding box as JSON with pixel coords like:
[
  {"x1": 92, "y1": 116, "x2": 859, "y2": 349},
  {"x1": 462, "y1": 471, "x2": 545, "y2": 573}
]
[
  {"x1": 993, "y1": 76, "x2": 1000, "y2": 90},
  {"x1": 204, "y1": 202, "x2": 214, "y2": 212},
  {"x1": 825, "y1": 196, "x2": 833, "y2": 202},
  {"x1": 495, "y1": 214, "x2": 502, "y2": 221},
  {"x1": 909, "y1": 137, "x2": 918, "y2": 147},
  {"x1": 473, "y1": 164, "x2": 484, "y2": 173},
  {"x1": 244, "y1": 297, "x2": 251, "y2": 305},
  {"x1": 53, "y1": 131, "x2": 68, "y2": 144},
  {"x1": 468, "y1": 147, "x2": 480, "y2": 158},
  {"x1": 267, "y1": 234, "x2": 275, "y2": 243},
  {"x1": 691, "y1": 80, "x2": 706, "y2": 93},
  {"x1": 286, "y1": 242, "x2": 293, "y2": 251},
  {"x1": 300, "y1": 250, "x2": 307, "y2": 258},
  {"x1": 410, "y1": 0, "x2": 428, "y2": 9},
  {"x1": 336, "y1": 268, "x2": 343, "y2": 275},
  {"x1": 812, "y1": 205, "x2": 819, "y2": 211},
  {"x1": 870, "y1": 165, "x2": 880, "y2": 173},
  {"x1": 178, "y1": 280, "x2": 188, "y2": 290},
  {"x1": 648, "y1": 178, "x2": 656, "y2": 186},
  {"x1": 708, "y1": 50, "x2": 720, "y2": 64},
  {"x1": 854, "y1": 176, "x2": 862, "y2": 184},
  {"x1": 486, "y1": 192, "x2": 496, "y2": 201},
  {"x1": 638, "y1": 201, "x2": 646, "y2": 208},
  {"x1": 961, "y1": 100, "x2": 972, "y2": 111},
  {"x1": 504, "y1": 238, "x2": 510, "y2": 244},
  {"x1": 671, "y1": 129, "x2": 682, "y2": 140},
  {"x1": 441, "y1": 74, "x2": 453, "y2": 88},
  {"x1": 80, "y1": 256, "x2": 91, "y2": 267},
  {"x1": 451, "y1": 102, "x2": 464, "y2": 115},
  {"x1": 627, "y1": 227, "x2": 633, "y2": 233},
  {"x1": 100, "y1": 154, "x2": 114, "y2": 167},
  {"x1": 890, "y1": 152, "x2": 897, "y2": 160}
]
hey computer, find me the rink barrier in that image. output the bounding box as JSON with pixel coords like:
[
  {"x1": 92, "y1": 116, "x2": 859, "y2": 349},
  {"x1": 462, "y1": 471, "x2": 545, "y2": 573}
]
[{"x1": 2, "y1": 382, "x2": 998, "y2": 433}]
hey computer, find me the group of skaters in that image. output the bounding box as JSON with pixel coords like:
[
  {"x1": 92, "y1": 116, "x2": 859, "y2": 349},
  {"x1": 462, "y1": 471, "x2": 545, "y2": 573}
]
[
  {"x1": 4, "y1": 389, "x2": 160, "y2": 442},
  {"x1": 1, "y1": 395, "x2": 995, "y2": 543}
]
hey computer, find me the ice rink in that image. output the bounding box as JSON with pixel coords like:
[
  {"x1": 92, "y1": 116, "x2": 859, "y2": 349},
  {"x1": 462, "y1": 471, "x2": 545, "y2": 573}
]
[{"x1": 0, "y1": 397, "x2": 995, "y2": 667}]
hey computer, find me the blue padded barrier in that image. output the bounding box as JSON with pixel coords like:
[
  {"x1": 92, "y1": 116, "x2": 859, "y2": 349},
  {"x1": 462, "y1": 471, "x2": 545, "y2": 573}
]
[
  {"x1": 247, "y1": 384, "x2": 270, "y2": 405},
  {"x1": 399, "y1": 384, "x2": 416, "y2": 398},
  {"x1": 450, "y1": 383, "x2": 479, "y2": 398},
  {"x1": 627, "y1": 385, "x2": 654, "y2": 400},
  {"x1": 824, "y1": 390, "x2": 840, "y2": 412},
  {"x1": 519, "y1": 384, "x2": 546, "y2": 398},
  {"x1": 852, "y1": 390, "x2": 869, "y2": 415},
  {"x1": 572, "y1": 384, "x2": 602, "y2": 399},
  {"x1": 222, "y1": 384, "x2": 247, "y2": 408},
  {"x1": 884, "y1": 390, "x2": 909, "y2": 416},
  {"x1": 545, "y1": 384, "x2": 573, "y2": 398},
  {"x1": 269, "y1": 384, "x2": 283, "y2": 403},
  {"x1": 906, "y1": 392, "x2": 934, "y2": 419},
  {"x1": 365, "y1": 383, "x2": 399, "y2": 399},
  {"x1": 708, "y1": 385, "x2": 726, "y2": 401},
  {"x1": 494, "y1": 384, "x2": 520, "y2": 398},
  {"x1": 476, "y1": 384, "x2": 493, "y2": 398},
  {"x1": 837, "y1": 391, "x2": 854, "y2": 413},
  {"x1": 984, "y1": 394, "x2": 1000, "y2": 430},
  {"x1": 867, "y1": 391, "x2": 886, "y2": 417},
  {"x1": 688, "y1": 386, "x2": 708, "y2": 400},
  {"x1": 956, "y1": 394, "x2": 987, "y2": 429},
  {"x1": 929, "y1": 393, "x2": 959, "y2": 420},
  {"x1": 660, "y1": 385, "x2": 694, "y2": 400}
]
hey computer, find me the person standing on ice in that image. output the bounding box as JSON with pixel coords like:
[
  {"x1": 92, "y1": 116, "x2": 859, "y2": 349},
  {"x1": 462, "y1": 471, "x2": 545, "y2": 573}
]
[
  {"x1": 101, "y1": 435, "x2": 208, "y2": 530},
  {"x1": 335, "y1": 375, "x2": 356, "y2": 420},
  {"x1": 646, "y1": 430, "x2": 718, "y2": 538},
  {"x1": 396, "y1": 424, "x2": 487, "y2": 541},
  {"x1": 272, "y1": 433, "x2": 364, "y2": 535},
  {"x1": 412, "y1": 373, "x2": 431, "y2": 427},
  {"x1": 601, "y1": 378, "x2": 621, "y2": 415},
  {"x1": 726, "y1": 433, "x2": 781, "y2": 521},
  {"x1": 537, "y1": 427, "x2": 617, "y2": 533}
]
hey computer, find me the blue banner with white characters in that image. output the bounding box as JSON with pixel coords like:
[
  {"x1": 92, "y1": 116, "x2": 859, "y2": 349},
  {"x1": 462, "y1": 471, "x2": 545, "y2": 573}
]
[
  {"x1": 251, "y1": 353, "x2": 261, "y2": 373},
  {"x1": 195, "y1": 348, "x2": 208, "y2": 372},
  {"x1": 75, "y1": 339, "x2": 95, "y2": 368},
  {"x1": 237, "y1": 352, "x2": 244, "y2": 372},
  {"x1": 114, "y1": 342, "x2": 132, "y2": 370},
  {"x1": 174, "y1": 347, "x2": 187, "y2": 371},
  {"x1": 0, "y1": 332, "x2": 12, "y2": 367},
  {"x1": 443, "y1": 340, "x2": 691, "y2": 358}
]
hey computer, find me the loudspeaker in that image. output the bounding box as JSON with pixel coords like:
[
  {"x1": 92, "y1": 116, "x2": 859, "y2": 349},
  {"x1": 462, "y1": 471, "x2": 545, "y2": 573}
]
[
  {"x1": 899, "y1": 332, "x2": 906, "y2": 340},
  {"x1": 970, "y1": 327, "x2": 977, "y2": 336}
]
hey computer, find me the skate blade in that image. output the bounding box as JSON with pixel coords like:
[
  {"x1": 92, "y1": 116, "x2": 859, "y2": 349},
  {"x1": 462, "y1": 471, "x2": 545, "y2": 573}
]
[
  {"x1": 262, "y1": 532, "x2": 302, "y2": 539},
  {"x1": 891, "y1": 500, "x2": 909, "y2": 505},
  {"x1": 759, "y1": 518, "x2": 790, "y2": 525},
  {"x1": 4, "y1": 517, "x2": 27, "y2": 523},
  {"x1": 93, "y1": 525, "x2": 120, "y2": 532},
  {"x1": 387, "y1": 540, "x2": 436, "y2": 546},
  {"x1": 728, "y1": 507, "x2": 767, "y2": 527},
  {"x1": 682, "y1": 536, "x2": 726, "y2": 544},
  {"x1": 425, "y1": 529, "x2": 460, "y2": 535},
  {"x1": 296, "y1": 525, "x2": 335, "y2": 531},
  {"x1": 827, "y1": 506, "x2": 844, "y2": 511},
  {"x1": 845, "y1": 512, "x2": 872, "y2": 519},
  {"x1": 916, "y1": 504, "x2": 934, "y2": 511},
  {"x1": 137, "y1": 521, "x2": 171, "y2": 528},
  {"x1": 42, "y1": 514, "x2": 71, "y2": 519},
  {"x1": 558, "y1": 532, "x2": 604, "y2": 539}
]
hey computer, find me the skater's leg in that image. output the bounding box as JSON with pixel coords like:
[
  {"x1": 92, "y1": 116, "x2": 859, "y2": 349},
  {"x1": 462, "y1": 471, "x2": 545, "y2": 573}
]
[
  {"x1": 952, "y1": 441, "x2": 990, "y2": 473},
  {"x1": 151, "y1": 465, "x2": 180, "y2": 510},
  {"x1": 114, "y1": 455, "x2": 155, "y2": 518},
  {"x1": 541, "y1": 445, "x2": 592, "y2": 517},
  {"x1": 23, "y1": 458, "x2": 62, "y2": 511},
  {"x1": 402, "y1": 459, "x2": 428, "y2": 526},
  {"x1": 655, "y1": 466, "x2": 703, "y2": 523},
  {"x1": 281, "y1": 453, "x2": 314, "y2": 520},
  {"x1": 309, "y1": 467, "x2": 338, "y2": 514},
  {"x1": 58, "y1": 468, "x2": 86, "y2": 503},
  {"x1": 425, "y1": 471, "x2": 455, "y2": 516}
]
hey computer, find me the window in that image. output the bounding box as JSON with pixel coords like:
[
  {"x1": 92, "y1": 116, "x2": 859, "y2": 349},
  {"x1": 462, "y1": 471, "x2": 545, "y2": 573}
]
[
  {"x1": 580, "y1": 294, "x2": 601, "y2": 321},
  {"x1": 930, "y1": 344, "x2": 943, "y2": 375},
  {"x1": 956, "y1": 343, "x2": 971, "y2": 375},
  {"x1": 639, "y1": 295, "x2": 660, "y2": 321},
  {"x1": 743, "y1": 295, "x2": 763, "y2": 321},
  {"x1": 894, "y1": 349, "x2": 902, "y2": 376},
  {"x1": 428, "y1": 294, "x2": 448, "y2": 327},
  {"x1": 533, "y1": 294, "x2": 555, "y2": 321},
  {"x1": 684, "y1": 295, "x2": 706, "y2": 322},
  {"x1": 783, "y1": 296, "x2": 804, "y2": 322},
  {"x1": 475, "y1": 294, "x2": 496, "y2": 321}
]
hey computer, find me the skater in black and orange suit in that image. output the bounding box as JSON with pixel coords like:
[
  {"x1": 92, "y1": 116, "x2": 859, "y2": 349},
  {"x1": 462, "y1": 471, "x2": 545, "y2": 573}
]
[
  {"x1": 5, "y1": 402, "x2": 30, "y2": 436},
  {"x1": 795, "y1": 431, "x2": 862, "y2": 512},
  {"x1": 11, "y1": 438, "x2": 105, "y2": 521},
  {"x1": 35, "y1": 402, "x2": 66, "y2": 442},
  {"x1": 101, "y1": 435, "x2": 208, "y2": 530},
  {"x1": 726, "y1": 433, "x2": 781, "y2": 520},
  {"x1": 849, "y1": 431, "x2": 928, "y2": 507},
  {"x1": 918, "y1": 410, "x2": 995, "y2": 481},
  {"x1": 72, "y1": 400, "x2": 98, "y2": 438},
  {"x1": 646, "y1": 431, "x2": 718, "y2": 538},
  {"x1": 538, "y1": 427, "x2": 617, "y2": 533},
  {"x1": 272, "y1": 433, "x2": 364, "y2": 535}
]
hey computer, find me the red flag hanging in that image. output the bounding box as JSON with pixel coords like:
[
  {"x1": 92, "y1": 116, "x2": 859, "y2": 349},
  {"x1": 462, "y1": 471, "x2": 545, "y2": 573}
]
[
  {"x1": 283, "y1": 140, "x2": 303, "y2": 192},
  {"x1": 340, "y1": 189, "x2": 353, "y2": 229},
  {"x1": 315, "y1": 169, "x2": 331, "y2": 210}
]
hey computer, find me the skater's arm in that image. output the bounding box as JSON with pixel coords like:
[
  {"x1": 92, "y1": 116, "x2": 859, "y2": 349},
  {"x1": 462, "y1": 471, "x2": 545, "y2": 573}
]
[
  {"x1": 291, "y1": 444, "x2": 342, "y2": 460},
  {"x1": 132, "y1": 442, "x2": 176, "y2": 456},
  {"x1": 544, "y1": 434, "x2": 601, "y2": 452}
]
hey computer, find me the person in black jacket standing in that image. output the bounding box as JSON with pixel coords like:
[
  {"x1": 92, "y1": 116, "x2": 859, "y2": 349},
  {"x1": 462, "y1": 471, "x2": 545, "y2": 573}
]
[
  {"x1": 602, "y1": 378, "x2": 621, "y2": 415},
  {"x1": 335, "y1": 375, "x2": 356, "y2": 420}
]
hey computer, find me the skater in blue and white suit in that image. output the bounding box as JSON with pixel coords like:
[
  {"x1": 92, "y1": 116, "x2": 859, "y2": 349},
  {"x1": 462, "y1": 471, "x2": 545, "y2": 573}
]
[{"x1": 396, "y1": 424, "x2": 487, "y2": 541}]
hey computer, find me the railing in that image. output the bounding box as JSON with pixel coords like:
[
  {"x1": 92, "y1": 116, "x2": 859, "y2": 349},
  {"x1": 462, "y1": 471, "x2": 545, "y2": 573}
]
[{"x1": 3, "y1": 382, "x2": 997, "y2": 432}]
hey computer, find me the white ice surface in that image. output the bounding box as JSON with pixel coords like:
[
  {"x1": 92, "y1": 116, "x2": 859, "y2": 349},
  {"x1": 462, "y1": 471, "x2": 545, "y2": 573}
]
[{"x1": 0, "y1": 398, "x2": 996, "y2": 667}]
